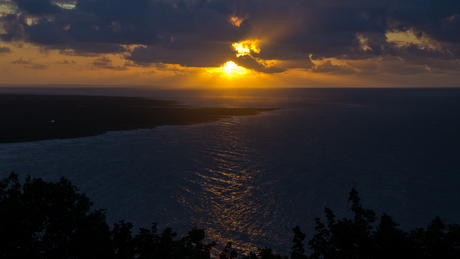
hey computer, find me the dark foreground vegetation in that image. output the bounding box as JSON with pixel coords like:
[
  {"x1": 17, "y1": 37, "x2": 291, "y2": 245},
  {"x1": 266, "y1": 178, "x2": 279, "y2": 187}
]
[
  {"x1": 0, "y1": 94, "x2": 274, "y2": 143},
  {"x1": 1, "y1": 173, "x2": 459, "y2": 259}
]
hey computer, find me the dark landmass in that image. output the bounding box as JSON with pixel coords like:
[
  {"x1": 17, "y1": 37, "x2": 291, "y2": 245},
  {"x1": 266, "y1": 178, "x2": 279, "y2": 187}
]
[{"x1": 0, "y1": 94, "x2": 275, "y2": 143}]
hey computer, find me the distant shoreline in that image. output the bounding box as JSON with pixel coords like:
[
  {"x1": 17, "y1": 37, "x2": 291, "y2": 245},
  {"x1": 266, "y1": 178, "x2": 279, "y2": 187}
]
[{"x1": 0, "y1": 94, "x2": 276, "y2": 143}]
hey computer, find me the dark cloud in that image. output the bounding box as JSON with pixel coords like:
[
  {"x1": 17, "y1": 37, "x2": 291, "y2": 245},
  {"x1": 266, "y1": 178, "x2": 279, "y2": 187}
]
[
  {"x1": 13, "y1": 0, "x2": 61, "y2": 15},
  {"x1": 379, "y1": 56, "x2": 429, "y2": 75},
  {"x1": 61, "y1": 43, "x2": 126, "y2": 55},
  {"x1": 426, "y1": 60, "x2": 460, "y2": 73},
  {"x1": 55, "y1": 59, "x2": 76, "y2": 64},
  {"x1": 122, "y1": 60, "x2": 138, "y2": 67},
  {"x1": 346, "y1": 56, "x2": 431, "y2": 75},
  {"x1": 53, "y1": 0, "x2": 77, "y2": 3},
  {"x1": 0, "y1": 14, "x2": 27, "y2": 42},
  {"x1": 280, "y1": 58, "x2": 315, "y2": 69},
  {"x1": 29, "y1": 63, "x2": 48, "y2": 70},
  {"x1": 10, "y1": 57, "x2": 48, "y2": 69},
  {"x1": 0, "y1": 46, "x2": 10, "y2": 54},
  {"x1": 233, "y1": 55, "x2": 286, "y2": 74},
  {"x1": 312, "y1": 60, "x2": 356, "y2": 74},
  {"x1": 11, "y1": 57, "x2": 32, "y2": 64},
  {"x1": 126, "y1": 37, "x2": 236, "y2": 67},
  {"x1": 26, "y1": 18, "x2": 70, "y2": 45},
  {"x1": 91, "y1": 56, "x2": 127, "y2": 70},
  {"x1": 346, "y1": 59, "x2": 381, "y2": 75},
  {"x1": 92, "y1": 56, "x2": 111, "y2": 66},
  {"x1": 1, "y1": 0, "x2": 460, "y2": 74},
  {"x1": 387, "y1": 0, "x2": 460, "y2": 44}
]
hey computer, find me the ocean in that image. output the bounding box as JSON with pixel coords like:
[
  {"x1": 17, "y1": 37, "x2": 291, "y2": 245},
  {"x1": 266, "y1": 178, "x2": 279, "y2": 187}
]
[{"x1": 1, "y1": 87, "x2": 460, "y2": 255}]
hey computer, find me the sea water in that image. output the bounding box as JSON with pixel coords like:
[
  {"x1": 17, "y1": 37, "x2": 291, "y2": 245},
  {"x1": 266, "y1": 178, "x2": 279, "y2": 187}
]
[{"x1": 1, "y1": 87, "x2": 460, "y2": 255}]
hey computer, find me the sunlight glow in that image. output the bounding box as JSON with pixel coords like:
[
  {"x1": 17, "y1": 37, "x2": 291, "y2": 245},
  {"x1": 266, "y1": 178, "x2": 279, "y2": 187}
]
[
  {"x1": 230, "y1": 16, "x2": 244, "y2": 27},
  {"x1": 385, "y1": 30, "x2": 424, "y2": 47},
  {"x1": 56, "y1": 3, "x2": 76, "y2": 9},
  {"x1": 356, "y1": 34, "x2": 372, "y2": 51},
  {"x1": 207, "y1": 61, "x2": 248, "y2": 77},
  {"x1": 232, "y1": 40, "x2": 260, "y2": 57}
]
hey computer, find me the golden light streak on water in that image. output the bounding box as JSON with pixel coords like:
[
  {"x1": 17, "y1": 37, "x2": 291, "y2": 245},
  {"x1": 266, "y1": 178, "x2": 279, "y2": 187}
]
[{"x1": 176, "y1": 118, "x2": 274, "y2": 256}]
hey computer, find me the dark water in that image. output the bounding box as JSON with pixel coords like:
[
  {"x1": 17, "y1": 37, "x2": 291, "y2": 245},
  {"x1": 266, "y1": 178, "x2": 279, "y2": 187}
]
[{"x1": 1, "y1": 87, "x2": 460, "y2": 255}]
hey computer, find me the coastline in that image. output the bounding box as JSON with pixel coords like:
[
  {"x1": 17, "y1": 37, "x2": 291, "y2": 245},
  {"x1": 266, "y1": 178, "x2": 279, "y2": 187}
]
[{"x1": 0, "y1": 94, "x2": 275, "y2": 143}]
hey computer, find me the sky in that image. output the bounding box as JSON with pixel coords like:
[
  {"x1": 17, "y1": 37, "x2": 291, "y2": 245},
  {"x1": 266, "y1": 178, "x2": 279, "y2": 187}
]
[{"x1": 0, "y1": 0, "x2": 459, "y2": 88}]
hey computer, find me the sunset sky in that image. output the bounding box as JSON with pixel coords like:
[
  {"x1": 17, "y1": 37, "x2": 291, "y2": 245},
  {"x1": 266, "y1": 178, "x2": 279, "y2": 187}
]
[{"x1": 1, "y1": 0, "x2": 459, "y2": 88}]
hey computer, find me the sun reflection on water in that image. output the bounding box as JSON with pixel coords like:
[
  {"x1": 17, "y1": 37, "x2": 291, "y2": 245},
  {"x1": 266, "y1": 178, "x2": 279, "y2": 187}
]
[{"x1": 176, "y1": 117, "x2": 277, "y2": 255}]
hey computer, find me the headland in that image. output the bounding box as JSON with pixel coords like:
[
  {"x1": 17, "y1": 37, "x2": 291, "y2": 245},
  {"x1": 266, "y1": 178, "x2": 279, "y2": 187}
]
[{"x1": 0, "y1": 94, "x2": 275, "y2": 143}]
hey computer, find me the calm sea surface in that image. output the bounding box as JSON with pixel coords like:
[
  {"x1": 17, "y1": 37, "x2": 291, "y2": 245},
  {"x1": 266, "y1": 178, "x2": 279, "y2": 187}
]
[{"x1": 1, "y1": 87, "x2": 460, "y2": 255}]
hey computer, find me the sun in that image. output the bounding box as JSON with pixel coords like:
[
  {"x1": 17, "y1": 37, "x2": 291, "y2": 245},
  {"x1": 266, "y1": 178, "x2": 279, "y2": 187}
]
[
  {"x1": 205, "y1": 40, "x2": 261, "y2": 78},
  {"x1": 207, "y1": 61, "x2": 248, "y2": 77},
  {"x1": 222, "y1": 61, "x2": 247, "y2": 76}
]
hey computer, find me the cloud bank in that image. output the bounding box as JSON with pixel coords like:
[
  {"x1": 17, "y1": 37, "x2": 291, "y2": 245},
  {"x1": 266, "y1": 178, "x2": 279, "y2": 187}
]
[{"x1": 1, "y1": 0, "x2": 459, "y2": 74}]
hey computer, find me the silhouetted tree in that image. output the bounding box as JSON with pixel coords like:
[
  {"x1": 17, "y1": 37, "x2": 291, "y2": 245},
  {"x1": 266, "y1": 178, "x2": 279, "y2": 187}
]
[
  {"x1": 112, "y1": 220, "x2": 136, "y2": 259},
  {"x1": 291, "y1": 226, "x2": 308, "y2": 259},
  {"x1": 242, "y1": 247, "x2": 287, "y2": 259},
  {"x1": 2, "y1": 173, "x2": 459, "y2": 259},
  {"x1": 219, "y1": 242, "x2": 238, "y2": 259},
  {"x1": 0, "y1": 172, "x2": 112, "y2": 259},
  {"x1": 408, "y1": 216, "x2": 460, "y2": 258},
  {"x1": 305, "y1": 186, "x2": 460, "y2": 259},
  {"x1": 129, "y1": 224, "x2": 216, "y2": 259}
]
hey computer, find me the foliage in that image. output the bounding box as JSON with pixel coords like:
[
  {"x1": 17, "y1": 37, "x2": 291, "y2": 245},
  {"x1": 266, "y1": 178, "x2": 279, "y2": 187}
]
[
  {"x1": 0, "y1": 172, "x2": 217, "y2": 259},
  {"x1": 219, "y1": 242, "x2": 238, "y2": 259},
  {"x1": 112, "y1": 222, "x2": 216, "y2": 259},
  {"x1": 1, "y1": 173, "x2": 459, "y2": 259},
  {"x1": 305, "y1": 186, "x2": 460, "y2": 259},
  {"x1": 242, "y1": 247, "x2": 287, "y2": 259},
  {"x1": 0, "y1": 172, "x2": 112, "y2": 259}
]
